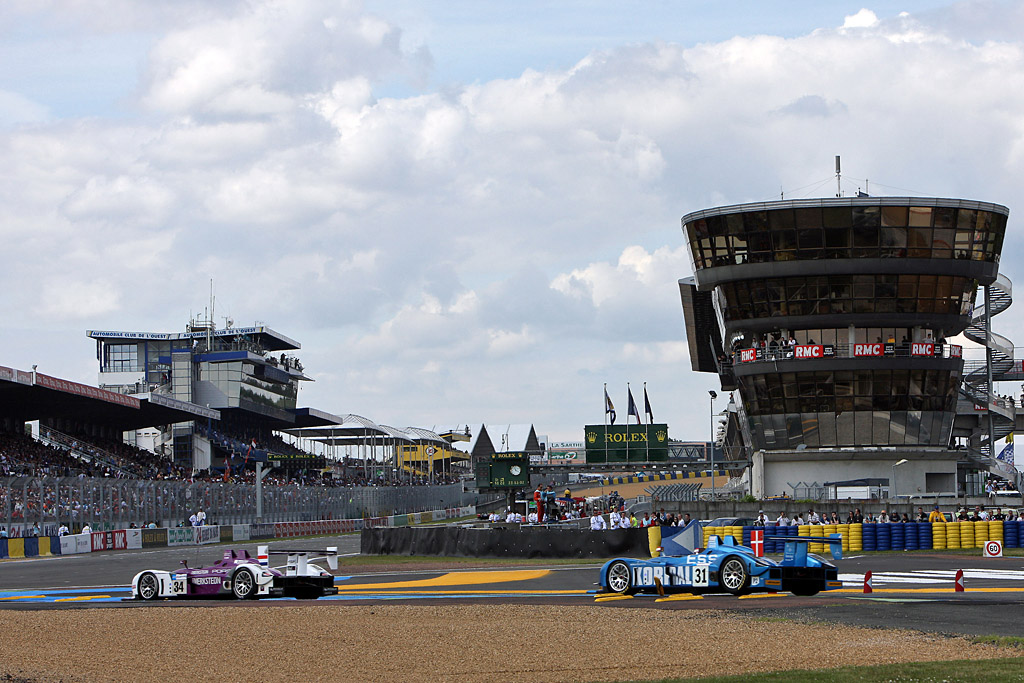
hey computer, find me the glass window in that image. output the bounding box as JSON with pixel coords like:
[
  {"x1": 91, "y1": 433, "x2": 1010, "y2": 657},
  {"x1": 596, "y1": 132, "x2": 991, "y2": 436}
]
[
  {"x1": 881, "y1": 206, "x2": 908, "y2": 227},
  {"x1": 795, "y1": 207, "x2": 822, "y2": 230},
  {"x1": 907, "y1": 228, "x2": 931, "y2": 257},
  {"x1": 880, "y1": 227, "x2": 908, "y2": 257},
  {"x1": 854, "y1": 411, "x2": 873, "y2": 444},
  {"x1": 852, "y1": 206, "x2": 880, "y2": 228},
  {"x1": 744, "y1": 211, "x2": 768, "y2": 234},
  {"x1": 932, "y1": 227, "x2": 954, "y2": 258},
  {"x1": 909, "y1": 206, "x2": 932, "y2": 227},
  {"x1": 768, "y1": 209, "x2": 796, "y2": 230},
  {"x1": 725, "y1": 213, "x2": 744, "y2": 235},
  {"x1": 802, "y1": 413, "x2": 820, "y2": 447},
  {"x1": 706, "y1": 215, "x2": 725, "y2": 237},
  {"x1": 823, "y1": 207, "x2": 852, "y2": 229}
]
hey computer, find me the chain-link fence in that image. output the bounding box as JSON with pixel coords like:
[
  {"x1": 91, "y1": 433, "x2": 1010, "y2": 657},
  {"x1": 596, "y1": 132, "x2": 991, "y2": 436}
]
[{"x1": 0, "y1": 476, "x2": 478, "y2": 534}]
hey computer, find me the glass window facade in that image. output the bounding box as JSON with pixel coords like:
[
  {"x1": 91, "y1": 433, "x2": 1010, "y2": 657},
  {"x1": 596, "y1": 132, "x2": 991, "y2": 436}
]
[
  {"x1": 104, "y1": 344, "x2": 140, "y2": 372},
  {"x1": 717, "y1": 274, "x2": 974, "y2": 321},
  {"x1": 686, "y1": 205, "x2": 1006, "y2": 269}
]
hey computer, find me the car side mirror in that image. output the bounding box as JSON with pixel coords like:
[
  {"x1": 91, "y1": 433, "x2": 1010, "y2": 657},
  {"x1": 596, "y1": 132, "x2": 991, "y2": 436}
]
[{"x1": 180, "y1": 560, "x2": 188, "y2": 568}]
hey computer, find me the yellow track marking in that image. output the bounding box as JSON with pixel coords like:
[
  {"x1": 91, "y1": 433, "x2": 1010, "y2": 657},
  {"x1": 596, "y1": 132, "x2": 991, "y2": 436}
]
[
  {"x1": 54, "y1": 596, "x2": 111, "y2": 602},
  {"x1": 594, "y1": 594, "x2": 634, "y2": 602},
  {"x1": 335, "y1": 589, "x2": 589, "y2": 595},
  {"x1": 336, "y1": 570, "x2": 550, "y2": 591},
  {"x1": 655, "y1": 594, "x2": 704, "y2": 602},
  {"x1": 738, "y1": 593, "x2": 787, "y2": 599},
  {"x1": 0, "y1": 595, "x2": 46, "y2": 601}
]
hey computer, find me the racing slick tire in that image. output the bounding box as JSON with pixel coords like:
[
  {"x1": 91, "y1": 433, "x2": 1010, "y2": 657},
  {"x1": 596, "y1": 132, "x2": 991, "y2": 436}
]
[
  {"x1": 606, "y1": 560, "x2": 636, "y2": 595},
  {"x1": 232, "y1": 567, "x2": 258, "y2": 600},
  {"x1": 719, "y1": 556, "x2": 750, "y2": 596},
  {"x1": 137, "y1": 572, "x2": 161, "y2": 601}
]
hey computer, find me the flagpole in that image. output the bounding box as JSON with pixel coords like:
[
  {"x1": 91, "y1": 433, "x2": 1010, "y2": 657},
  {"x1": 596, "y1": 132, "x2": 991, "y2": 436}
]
[
  {"x1": 603, "y1": 382, "x2": 608, "y2": 464},
  {"x1": 626, "y1": 382, "x2": 630, "y2": 465}
]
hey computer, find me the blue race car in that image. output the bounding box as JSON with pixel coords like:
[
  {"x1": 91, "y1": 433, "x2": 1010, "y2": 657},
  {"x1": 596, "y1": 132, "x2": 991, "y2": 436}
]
[{"x1": 598, "y1": 534, "x2": 843, "y2": 597}]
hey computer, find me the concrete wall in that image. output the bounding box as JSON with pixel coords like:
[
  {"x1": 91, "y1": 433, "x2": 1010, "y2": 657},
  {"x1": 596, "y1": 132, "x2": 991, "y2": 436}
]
[{"x1": 752, "y1": 450, "x2": 958, "y2": 499}]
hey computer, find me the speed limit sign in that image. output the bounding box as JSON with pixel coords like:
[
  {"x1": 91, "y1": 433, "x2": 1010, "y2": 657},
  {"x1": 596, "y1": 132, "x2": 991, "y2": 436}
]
[{"x1": 984, "y1": 540, "x2": 1003, "y2": 558}]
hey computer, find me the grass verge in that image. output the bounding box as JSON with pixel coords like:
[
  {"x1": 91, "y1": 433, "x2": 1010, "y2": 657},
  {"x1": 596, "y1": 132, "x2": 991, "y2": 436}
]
[{"x1": 623, "y1": 656, "x2": 1024, "y2": 682}]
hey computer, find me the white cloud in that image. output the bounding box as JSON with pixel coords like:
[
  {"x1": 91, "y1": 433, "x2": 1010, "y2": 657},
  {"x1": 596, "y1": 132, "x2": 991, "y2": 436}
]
[
  {"x1": 843, "y1": 9, "x2": 879, "y2": 30},
  {"x1": 4, "y1": 1, "x2": 1024, "y2": 441}
]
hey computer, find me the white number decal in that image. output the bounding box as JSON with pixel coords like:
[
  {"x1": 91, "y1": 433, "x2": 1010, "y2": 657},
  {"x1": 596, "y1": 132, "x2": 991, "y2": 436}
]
[
  {"x1": 171, "y1": 580, "x2": 186, "y2": 594},
  {"x1": 692, "y1": 565, "x2": 709, "y2": 587}
]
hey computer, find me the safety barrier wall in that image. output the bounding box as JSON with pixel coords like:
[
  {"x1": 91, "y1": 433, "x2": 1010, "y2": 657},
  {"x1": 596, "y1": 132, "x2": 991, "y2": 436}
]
[
  {"x1": 6, "y1": 505, "x2": 476, "y2": 560},
  {"x1": 0, "y1": 535, "x2": 61, "y2": 559}
]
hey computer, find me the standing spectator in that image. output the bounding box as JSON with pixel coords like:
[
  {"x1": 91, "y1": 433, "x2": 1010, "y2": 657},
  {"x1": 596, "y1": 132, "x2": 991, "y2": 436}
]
[
  {"x1": 754, "y1": 511, "x2": 767, "y2": 526},
  {"x1": 608, "y1": 508, "x2": 621, "y2": 529},
  {"x1": 776, "y1": 511, "x2": 790, "y2": 526},
  {"x1": 928, "y1": 506, "x2": 945, "y2": 523},
  {"x1": 57, "y1": 523, "x2": 69, "y2": 537},
  {"x1": 197, "y1": 509, "x2": 206, "y2": 526},
  {"x1": 680, "y1": 513, "x2": 692, "y2": 527},
  {"x1": 618, "y1": 512, "x2": 632, "y2": 529},
  {"x1": 533, "y1": 485, "x2": 544, "y2": 524},
  {"x1": 590, "y1": 510, "x2": 607, "y2": 531},
  {"x1": 189, "y1": 512, "x2": 199, "y2": 527},
  {"x1": 81, "y1": 524, "x2": 91, "y2": 534},
  {"x1": 807, "y1": 509, "x2": 820, "y2": 524}
]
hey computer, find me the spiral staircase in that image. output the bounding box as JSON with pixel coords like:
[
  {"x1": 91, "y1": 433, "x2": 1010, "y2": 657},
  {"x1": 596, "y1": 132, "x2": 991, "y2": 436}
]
[{"x1": 960, "y1": 273, "x2": 1016, "y2": 459}]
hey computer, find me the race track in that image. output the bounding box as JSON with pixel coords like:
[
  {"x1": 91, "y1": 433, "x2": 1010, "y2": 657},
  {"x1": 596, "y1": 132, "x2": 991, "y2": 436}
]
[{"x1": 3, "y1": 537, "x2": 1024, "y2": 636}]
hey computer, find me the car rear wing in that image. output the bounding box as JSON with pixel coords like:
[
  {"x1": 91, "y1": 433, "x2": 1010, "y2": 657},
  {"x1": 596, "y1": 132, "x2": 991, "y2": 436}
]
[
  {"x1": 779, "y1": 534, "x2": 843, "y2": 563},
  {"x1": 257, "y1": 545, "x2": 339, "y2": 574}
]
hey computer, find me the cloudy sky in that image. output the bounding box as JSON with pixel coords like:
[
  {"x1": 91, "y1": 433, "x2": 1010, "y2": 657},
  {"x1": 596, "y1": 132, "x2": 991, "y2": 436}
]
[{"x1": 2, "y1": 0, "x2": 1024, "y2": 443}]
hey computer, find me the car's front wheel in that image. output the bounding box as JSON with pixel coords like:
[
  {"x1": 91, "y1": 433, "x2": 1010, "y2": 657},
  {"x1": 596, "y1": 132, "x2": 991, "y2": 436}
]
[
  {"x1": 719, "y1": 556, "x2": 749, "y2": 595},
  {"x1": 232, "y1": 568, "x2": 257, "y2": 600},
  {"x1": 606, "y1": 560, "x2": 635, "y2": 594},
  {"x1": 137, "y1": 572, "x2": 160, "y2": 601}
]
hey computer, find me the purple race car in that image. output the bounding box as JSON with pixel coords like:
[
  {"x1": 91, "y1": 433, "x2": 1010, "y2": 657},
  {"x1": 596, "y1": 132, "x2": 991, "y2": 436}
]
[{"x1": 130, "y1": 545, "x2": 339, "y2": 600}]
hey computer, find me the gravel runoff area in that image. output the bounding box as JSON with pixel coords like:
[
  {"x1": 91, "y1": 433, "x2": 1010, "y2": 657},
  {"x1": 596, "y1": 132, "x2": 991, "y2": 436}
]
[{"x1": 0, "y1": 605, "x2": 1020, "y2": 682}]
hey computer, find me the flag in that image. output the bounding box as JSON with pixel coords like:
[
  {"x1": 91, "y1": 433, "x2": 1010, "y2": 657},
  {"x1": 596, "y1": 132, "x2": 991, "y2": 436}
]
[
  {"x1": 644, "y1": 385, "x2": 654, "y2": 424},
  {"x1": 998, "y1": 441, "x2": 1014, "y2": 467},
  {"x1": 627, "y1": 387, "x2": 641, "y2": 424},
  {"x1": 604, "y1": 386, "x2": 616, "y2": 425}
]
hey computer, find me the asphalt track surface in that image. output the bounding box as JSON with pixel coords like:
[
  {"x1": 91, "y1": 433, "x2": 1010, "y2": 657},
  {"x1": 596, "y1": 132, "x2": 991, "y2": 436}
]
[{"x1": 2, "y1": 538, "x2": 1024, "y2": 637}]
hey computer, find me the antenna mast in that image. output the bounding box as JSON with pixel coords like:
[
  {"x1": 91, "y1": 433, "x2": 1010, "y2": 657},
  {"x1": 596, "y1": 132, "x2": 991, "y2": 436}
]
[{"x1": 835, "y1": 155, "x2": 842, "y2": 197}]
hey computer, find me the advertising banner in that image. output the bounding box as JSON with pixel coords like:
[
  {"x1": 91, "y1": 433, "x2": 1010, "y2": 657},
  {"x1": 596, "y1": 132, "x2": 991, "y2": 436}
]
[
  {"x1": 911, "y1": 342, "x2": 935, "y2": 356},
  {"x1": 584, "y1": 423, "x2": 669, "y2": 463},
  {"x1": 125, "y1": 529, "x2": 142, "y2": 549},
  {"x1": 167, "y1": 527, "x2": 196, "y2": 546},
  {"x1": 854, "y1": 343, "x2": 885, "y2": 357},
  {"x1": 249, "y1": 523, "x2": 276, "y2": 540},
  {"x1": 60, "y1": 534, "x2": 92, "y2": 555},
  {"x1": 142, "y1": 528, "x2": 168, "y2": 548},
  {"x1": 196, "y1": 526, "x2": 219, "y2": 545}
]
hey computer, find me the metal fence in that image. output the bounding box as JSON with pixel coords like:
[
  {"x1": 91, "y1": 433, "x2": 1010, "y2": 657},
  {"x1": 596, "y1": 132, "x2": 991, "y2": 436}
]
[{"x1": 0, "y1": 476, "x2": 478, "y2": 534}]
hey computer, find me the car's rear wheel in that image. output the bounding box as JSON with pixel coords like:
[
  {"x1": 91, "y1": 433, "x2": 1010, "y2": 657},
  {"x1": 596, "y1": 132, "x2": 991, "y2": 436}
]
[
  {"x1": 137, "y1": 572, "x2": 160, "y2": 601},
  {"x1": 232, "y1": 568, "x2": 257, "y2": 599},
  {"x1": 606, "y1": 560, "x2": 634, "y2": 594},
  {"x1": 719, "y1": 556, "x2": 749, "y2": 595}
]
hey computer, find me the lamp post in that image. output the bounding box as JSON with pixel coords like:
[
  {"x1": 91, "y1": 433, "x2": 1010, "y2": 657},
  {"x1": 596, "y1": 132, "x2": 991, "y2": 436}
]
[
  {"x1": 892, "y1": 458, "x2": 908, "y2": 501},
  {"x1": 709, "y1": 390, "x2": 717, "y2": 499}
]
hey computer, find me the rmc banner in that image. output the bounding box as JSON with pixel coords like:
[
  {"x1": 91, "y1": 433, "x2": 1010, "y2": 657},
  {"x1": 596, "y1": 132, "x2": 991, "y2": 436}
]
[{"x1": 584, "y1": 424, "x2": 669, "y2": 463}]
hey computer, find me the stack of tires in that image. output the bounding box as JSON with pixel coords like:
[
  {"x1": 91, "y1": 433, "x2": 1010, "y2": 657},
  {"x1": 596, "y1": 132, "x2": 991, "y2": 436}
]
[
  {"x1": 876, "y1": 522, "x2": 892, "y2": 551},
  {"x1": 891, "y1": 521, "x2": 905, "y2": 550},
  {"x1": 838, "y1": 523, "x2": 851, "y2": 553},
  {"x1": 1004, "y1": 520, "x2": 1020, "y2": 549},
  {"x1": 728, "y1": 525, "x2": 743, "y2": 546},
  {"x1": 918, "y1": 521, "x2": 933, "y2": 550},
  {"x1": 960, "y1": 520, "x2": 975, "y2": 550},
  {"x1": 903, "y1": 521, "x2": 917, "y2": 550},
  {"x1": 848, "y1": 522, "x2": 863, "y2": 552},
  {"x1": 989, "y1": 519, "x2": 1003, "y2": 547},
  {"x1": 932, "y1": 521, "x2": 947, "y2": 549},
  {"x1": 946, "y1": 520, "x2": 961, "y2": 549},
  {"x1": 975, "y1": 520, "x2": 989, "y2": 549},
  {"x1": 862, "y1": 522, "x2": 877, "y2": 551}
]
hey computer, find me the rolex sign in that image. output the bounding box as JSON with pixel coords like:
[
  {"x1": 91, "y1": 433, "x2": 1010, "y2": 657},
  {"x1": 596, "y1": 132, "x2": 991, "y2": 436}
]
[{"x1": 584, "y1": 424, "x2": 669, "y2": 463}]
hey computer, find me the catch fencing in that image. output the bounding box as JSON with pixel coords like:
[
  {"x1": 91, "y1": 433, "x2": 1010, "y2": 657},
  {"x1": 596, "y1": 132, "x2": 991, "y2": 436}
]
[{"x1": 0, "y1": 475, "x2": 476, "y2": 536}]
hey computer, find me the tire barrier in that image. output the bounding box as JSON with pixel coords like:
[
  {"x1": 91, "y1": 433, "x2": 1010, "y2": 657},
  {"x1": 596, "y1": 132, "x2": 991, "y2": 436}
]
[
  {"x1": 863, "y1": 522, "x2": 877, "y2": 551},
  {"x1": 891, "y1": 522, "x2": 905, "y2": 550},
  {"x1": 876, "y1": 522, "x2": 892, "y2": 551},
  {"x1": 1004, "y1": 520, "x2": 1020, "y2": 548}
]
